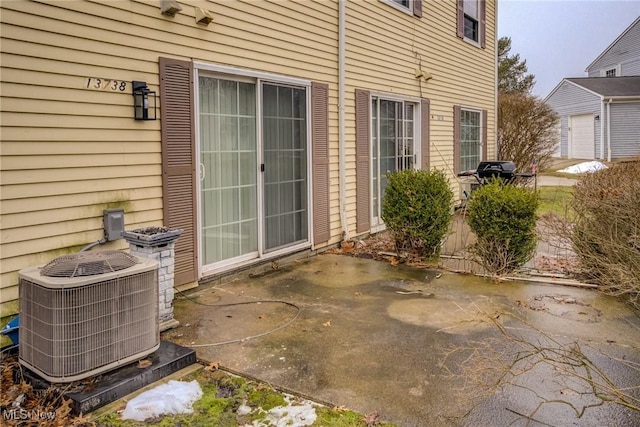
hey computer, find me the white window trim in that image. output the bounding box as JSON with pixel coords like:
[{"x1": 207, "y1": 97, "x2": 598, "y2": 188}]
[
  {"x1": 462, "y1": 0, "x2": 481, "y2": 46},
  {"x1": 369, "y1": 93, "x2": 422, "y2": 232},
  {"x1": 194, "y1": 61, "x2": 311, "y2": 88},
  {"x1": 601, "y1": 64, "x2": 621, "y2": 77},
  {"x1": 193, "y1": 63, "x2": 313, "y2": 279},
  {"x1": 463, "y1": 34, "x2": 481, "y2": 48},
  {"x1": 379, "y1": 0, "x2": 413, "y2": 16}
]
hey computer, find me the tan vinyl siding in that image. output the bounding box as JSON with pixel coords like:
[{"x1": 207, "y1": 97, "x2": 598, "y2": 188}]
[
  {"x1": 0, "y1": 0, "x2": 339, "y2": 315},
  {"x1": 344, "y1": 0, "x2": 496, "y2": 235}
]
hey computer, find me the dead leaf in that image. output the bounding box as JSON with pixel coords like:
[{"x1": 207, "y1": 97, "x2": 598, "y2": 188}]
[
  {"x1": 333, "y1": 405, "x2": 348, "y2": 412},
  {"x1": 137, "y1": 359, "x2": 152, "y2": 369},
  {"x1": 204, "y1": 361, "x2": 220, "y2": 371},
  {"x1": 362, "y1": 410, "x2": 380, "y2": 426},
  {"x1": 322, "y1": 320, "x2": 332, "y2": 327}
]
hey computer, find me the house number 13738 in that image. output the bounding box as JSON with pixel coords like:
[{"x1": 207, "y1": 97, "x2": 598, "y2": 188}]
[{"x1": 85, "y1": 78, "x2": 128, "y2": 92}]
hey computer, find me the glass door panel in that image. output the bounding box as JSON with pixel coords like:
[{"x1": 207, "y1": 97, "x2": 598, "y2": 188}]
[
  {"x1": 372, "y1": 98, "x2": 417, "y2": 224},
  {"x1": 199, "y1": 76, "x2": 258, "y2": 265},
  {"x1": 262, "y1": 83, "x2": 308, "y2": 252}
]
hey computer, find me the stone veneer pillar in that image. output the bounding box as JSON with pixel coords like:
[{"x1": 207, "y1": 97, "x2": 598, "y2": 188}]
[{"x1": 122, "y1": 227, "x2": 182, "y2": 331}]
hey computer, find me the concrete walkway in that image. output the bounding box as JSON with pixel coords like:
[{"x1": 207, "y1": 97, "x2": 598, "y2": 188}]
[
  {"x1": 164, "y1": 255, "x2": 640, "y2": 426},
  {"x1": 536, "y1": 174, "x2": 578, "y2": 187}
]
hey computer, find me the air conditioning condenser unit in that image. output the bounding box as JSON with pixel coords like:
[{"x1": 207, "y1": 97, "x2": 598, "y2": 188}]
[{"x1": 18, "y1": 251, "x2": 159, "y2": 383}]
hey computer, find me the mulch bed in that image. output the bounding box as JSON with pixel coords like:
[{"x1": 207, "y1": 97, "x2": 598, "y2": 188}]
[{"x1": 0, "y1": 355, "x2": 94, "y2": 427}]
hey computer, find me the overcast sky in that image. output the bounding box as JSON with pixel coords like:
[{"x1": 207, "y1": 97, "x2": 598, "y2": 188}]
[{"x1": 498, "y1": 0, "x2": 640, "y2": 98}]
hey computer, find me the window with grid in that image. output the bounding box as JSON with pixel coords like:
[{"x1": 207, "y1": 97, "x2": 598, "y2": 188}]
[
  {"x1": 463, "y1": 0, "x2": 479, "y2": 42},
  {"x1": 605, "y1": 68, "x2": 617, "y2": 77},
  {"x1": 459, "y1": 109, "x2": 482, "y2": 171},
  {"x1": 371, "y1": 97, "x2": 417, "y2": 224}
]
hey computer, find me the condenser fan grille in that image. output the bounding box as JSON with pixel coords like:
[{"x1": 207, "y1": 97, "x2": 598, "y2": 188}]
[{"x1": 41, "y1": 251, "x2": 138, "y2": 277}]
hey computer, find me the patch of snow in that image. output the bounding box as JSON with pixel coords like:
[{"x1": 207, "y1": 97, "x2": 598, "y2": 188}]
[
  {"x1": 121, "y1": 380, "x2": 203, "y2": 422},
  {"x1": 558, "y1": 161, "x2": 608, "y2": 174},
  {"x1": 245, "y1": 396, "x2": 318, "y2": 427}
]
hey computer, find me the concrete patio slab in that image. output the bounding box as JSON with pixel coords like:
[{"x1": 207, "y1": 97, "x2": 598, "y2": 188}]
[{"x1": 163, "y1": 254, "x2": 640, "y2": 426}]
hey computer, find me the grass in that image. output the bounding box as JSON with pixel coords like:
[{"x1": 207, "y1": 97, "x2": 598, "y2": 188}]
[
  {"x1": 540, "y1": 170, "x2": 585, "y2": 179},
  {"x1": 537, "y1": 186, "x2": 574, "y2": 217}
]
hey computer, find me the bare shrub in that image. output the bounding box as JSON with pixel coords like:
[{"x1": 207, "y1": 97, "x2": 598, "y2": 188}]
[
  {"x1": 498, "y1": 92, "x2": 559, "y2": 173},
  {"x1": 570, "y1": 160, "x2": 640, "y2": 309}
]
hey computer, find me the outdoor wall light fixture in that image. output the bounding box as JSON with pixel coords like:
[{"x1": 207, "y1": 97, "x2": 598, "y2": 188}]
[
  {"x1": 594, "y1": 114, "x2": 600, "y2": 121},
  {"x1": 132, "y1": 81, "x2": 156, "y2": 121}
]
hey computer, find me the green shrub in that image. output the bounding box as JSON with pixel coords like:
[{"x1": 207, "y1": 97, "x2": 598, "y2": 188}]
[
  {"x1": 570, "y1": 161, "x2": 640, "y2": 309},
  {"x1": 467, "y1": 179, "x2": 539, "y2": 275},
  {"x1": 381, "y1": 169, "x2": 453, "y2": 259}
]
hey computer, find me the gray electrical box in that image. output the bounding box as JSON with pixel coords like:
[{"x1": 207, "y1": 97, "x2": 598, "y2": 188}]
[{"x1": 103, "y1": 209, "x2": 125, "y2": 241}]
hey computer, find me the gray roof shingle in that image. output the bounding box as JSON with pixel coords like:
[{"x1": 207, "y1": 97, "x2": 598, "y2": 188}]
[{"x1": 565, "y1": 76, "x2": 640, "y2": 97}]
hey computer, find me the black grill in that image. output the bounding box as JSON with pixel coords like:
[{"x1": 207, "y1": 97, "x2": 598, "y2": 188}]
[
  {"x1": 476, "y1": 161, "x2": 517, "y2": 180},
  {"x1": 457, "y1": 160, "x2": 535, "y2": 184}
]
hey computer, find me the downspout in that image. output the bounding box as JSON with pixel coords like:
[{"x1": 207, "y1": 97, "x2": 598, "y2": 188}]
[
  {"x1": 338, "y1": 0, "x2": 350, "y2": 240},
  {"x1": 606, "y1": 98, "x2": 612, "y2": 162},
  {"x1": 599, "y1": 98, "x2": 605, "y2": 160}
]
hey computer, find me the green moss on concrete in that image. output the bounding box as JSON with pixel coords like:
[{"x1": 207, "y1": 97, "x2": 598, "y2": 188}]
[
  {"x1": 247, "y1": 386, "x2": 286, "y2": 412},
  {"x1": 313, "y1": 407, "x2": 397, "y2": 426}
]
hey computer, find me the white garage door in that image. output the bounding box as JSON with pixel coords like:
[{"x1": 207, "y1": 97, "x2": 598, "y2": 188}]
[{"x1": 569, "y1": 114, "x2": 595, "y2": 159}]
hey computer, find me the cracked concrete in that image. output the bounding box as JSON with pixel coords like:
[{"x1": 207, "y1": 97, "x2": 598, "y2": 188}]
[{"x1": 163, "y1": 254, "x2": 640, "y2": 426}]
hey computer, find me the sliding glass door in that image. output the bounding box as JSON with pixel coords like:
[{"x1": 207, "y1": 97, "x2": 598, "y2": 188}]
[
  {"x1": 262, "y1": 84, "x2": 308, "y2": 252},
  {"x1": 199, "y1": 77, "x2": 258, "y2": 265},
  {"x1": 198, "y1": 76, "x2": 309, "y2": 270}
]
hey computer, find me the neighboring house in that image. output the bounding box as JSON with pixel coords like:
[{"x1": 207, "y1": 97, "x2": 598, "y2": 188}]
[
  {"x1": 546, "y1": 16, "x2": 640, "y2": 160},
  {"x1": 0, "y1": 0, "x2": 496, "y2": 316}
]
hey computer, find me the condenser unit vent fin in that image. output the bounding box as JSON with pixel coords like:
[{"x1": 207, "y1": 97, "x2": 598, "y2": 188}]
[{"x1": 41, "y1": 251, "x2": 138, "y2": 277}]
